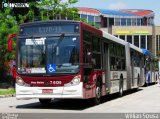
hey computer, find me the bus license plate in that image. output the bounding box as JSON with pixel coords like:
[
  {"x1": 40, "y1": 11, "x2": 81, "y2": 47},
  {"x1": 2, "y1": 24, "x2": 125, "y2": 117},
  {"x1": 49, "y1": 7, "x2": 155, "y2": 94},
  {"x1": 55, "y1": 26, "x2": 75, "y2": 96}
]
[{"x1": 42, "y1": 89, "x2": 53, "y2": 94}]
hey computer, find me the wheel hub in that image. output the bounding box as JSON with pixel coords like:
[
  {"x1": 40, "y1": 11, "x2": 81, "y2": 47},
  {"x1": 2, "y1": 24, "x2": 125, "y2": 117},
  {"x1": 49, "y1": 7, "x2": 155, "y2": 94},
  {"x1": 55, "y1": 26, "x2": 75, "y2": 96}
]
[{"x1": 96, "y1": 87, "x2": 101, "y2": 98}]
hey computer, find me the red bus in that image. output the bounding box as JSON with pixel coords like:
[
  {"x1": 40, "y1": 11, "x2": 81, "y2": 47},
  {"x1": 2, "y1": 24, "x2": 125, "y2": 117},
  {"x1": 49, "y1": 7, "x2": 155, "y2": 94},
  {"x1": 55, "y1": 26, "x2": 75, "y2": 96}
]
[{"x1": 8, "y1": 20, "x2": 144, "y2": 105}]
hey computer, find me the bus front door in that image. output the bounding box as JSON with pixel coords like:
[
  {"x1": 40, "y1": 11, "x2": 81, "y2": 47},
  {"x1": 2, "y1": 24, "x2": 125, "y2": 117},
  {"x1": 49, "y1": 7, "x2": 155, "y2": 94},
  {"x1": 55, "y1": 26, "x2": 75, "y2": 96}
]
[{"x1": 103, "y1": 43, "x2": 109, "y2": 91}]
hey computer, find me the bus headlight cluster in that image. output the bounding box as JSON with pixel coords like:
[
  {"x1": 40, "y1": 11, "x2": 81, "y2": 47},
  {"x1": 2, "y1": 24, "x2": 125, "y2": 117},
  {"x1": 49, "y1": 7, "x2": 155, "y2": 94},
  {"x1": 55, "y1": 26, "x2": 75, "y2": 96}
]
[
  {"x1": 16, "y1": 76, "x2": 30, "y2": 87},
  {"x1": 64, "y1": 75, "x2": 81, "y2": 87}
]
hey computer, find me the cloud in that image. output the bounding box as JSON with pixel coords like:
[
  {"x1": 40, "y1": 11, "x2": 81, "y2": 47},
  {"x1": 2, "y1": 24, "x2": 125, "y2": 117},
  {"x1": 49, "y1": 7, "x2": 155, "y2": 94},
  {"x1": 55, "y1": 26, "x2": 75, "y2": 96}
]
[{"x1": 108, "y1": 1, "x2": 127, "y2": 10}]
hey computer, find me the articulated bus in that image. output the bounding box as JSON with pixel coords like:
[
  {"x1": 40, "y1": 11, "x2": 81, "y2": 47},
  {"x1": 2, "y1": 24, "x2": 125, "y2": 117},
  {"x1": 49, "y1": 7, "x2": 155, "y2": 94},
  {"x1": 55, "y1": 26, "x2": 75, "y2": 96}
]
[
  {"x1": 142, "y1": 49, "x2": 159, "y2": 85},
  {"x1": 8, "y1": 20, "x2": 144, "y2": 105}
]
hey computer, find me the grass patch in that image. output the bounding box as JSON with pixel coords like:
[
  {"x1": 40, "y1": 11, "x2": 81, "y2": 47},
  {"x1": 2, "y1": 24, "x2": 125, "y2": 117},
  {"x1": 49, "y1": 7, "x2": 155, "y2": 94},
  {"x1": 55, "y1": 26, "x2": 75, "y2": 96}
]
[{"x1": 0, "y1": 88, "x2": 15, "y2": 95}]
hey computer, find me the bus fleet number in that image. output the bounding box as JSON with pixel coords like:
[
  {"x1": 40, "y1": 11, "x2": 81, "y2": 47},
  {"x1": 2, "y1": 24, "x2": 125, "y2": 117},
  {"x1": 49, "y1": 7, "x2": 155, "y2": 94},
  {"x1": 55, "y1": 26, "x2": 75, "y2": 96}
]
[{"x1": 50, "y1": 81, "x2": 62, "y2": 85}]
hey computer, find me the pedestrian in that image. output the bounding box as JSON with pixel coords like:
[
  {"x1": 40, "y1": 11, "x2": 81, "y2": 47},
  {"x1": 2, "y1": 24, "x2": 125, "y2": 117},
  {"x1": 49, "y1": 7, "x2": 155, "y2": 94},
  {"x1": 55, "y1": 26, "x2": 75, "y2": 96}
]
[{"x1": 11, "y1": 65, "x2": 16, "y2": 87}]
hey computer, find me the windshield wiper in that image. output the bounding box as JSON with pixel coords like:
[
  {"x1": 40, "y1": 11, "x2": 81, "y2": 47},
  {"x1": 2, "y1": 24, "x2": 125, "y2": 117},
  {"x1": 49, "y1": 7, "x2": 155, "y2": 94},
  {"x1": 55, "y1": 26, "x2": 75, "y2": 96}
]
[
  {"x1": 58, "y1": 33, "x2": 65, "y2": 44},
  {"x1": 54, "y1": 33, "x2": 65, "y2": 47}
]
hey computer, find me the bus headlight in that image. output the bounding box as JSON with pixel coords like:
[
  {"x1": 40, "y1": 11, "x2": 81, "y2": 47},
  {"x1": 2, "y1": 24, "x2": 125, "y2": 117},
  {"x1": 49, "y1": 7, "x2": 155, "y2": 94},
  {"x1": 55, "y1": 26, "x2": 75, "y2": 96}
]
[
  {"x1": 16, "y1": 76, "x2": 30, "y2": 87},
  {"x1": 16, "y1": 76, "x2": 24, "y2": 86},
  {"x1": 64, "y1": 75, "x2": 81, "y2": 87}
]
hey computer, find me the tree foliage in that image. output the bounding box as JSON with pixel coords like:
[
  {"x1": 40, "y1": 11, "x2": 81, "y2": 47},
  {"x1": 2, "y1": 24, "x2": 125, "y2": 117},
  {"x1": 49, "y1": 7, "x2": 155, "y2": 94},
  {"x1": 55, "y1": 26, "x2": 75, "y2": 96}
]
[
  {"x1": 0, "y1": 8, "x2": 18, "y2": 78},
  {"x1": 38, "y1": 0, "x2": 79, "y2": 20}
]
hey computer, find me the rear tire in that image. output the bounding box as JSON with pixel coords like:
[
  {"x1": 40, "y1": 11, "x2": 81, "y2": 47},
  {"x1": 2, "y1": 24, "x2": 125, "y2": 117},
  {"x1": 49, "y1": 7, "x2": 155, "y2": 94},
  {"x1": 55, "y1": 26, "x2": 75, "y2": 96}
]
[
  {"x1": 136, "y1": 75, "x2": 140, "y2": 91},
  {"x1": 144, "y1": 83, "x2": 148, "y2": 87},
  {"x1": 92, "y1": 81, "x2": 101, "y2": 105},
  {"x1": 119, "y1": 77, "x2": 123, "y2": 97},
  {"x1": 39, "y1": 99, "x2": 51, "y2": 105},
  {"x1": 137, "y1": 75, "x2": 140, "y2": 87}
]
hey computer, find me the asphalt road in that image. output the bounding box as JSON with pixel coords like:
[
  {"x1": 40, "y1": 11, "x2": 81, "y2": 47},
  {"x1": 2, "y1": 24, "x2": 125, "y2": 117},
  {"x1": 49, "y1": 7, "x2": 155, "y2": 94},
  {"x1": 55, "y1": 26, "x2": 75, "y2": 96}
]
[{"x1": 0, "y1": 84, "x2": 160, "y2": 113}]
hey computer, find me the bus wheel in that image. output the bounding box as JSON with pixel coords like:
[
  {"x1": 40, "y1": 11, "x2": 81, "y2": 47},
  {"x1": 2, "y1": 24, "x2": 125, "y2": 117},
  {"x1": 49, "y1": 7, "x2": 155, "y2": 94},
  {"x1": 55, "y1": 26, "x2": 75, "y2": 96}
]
[
  {"x1": 92, "y1": 81, "x2": 101, "y2": 105},
  {"x1": 155, "y1": 74, "x2": 158, "y2": 84},
  {"x1": 137, "y1": 75, "x2": 140, "y2": 87},
  {"x1": 119, "y1": 77, "x2": 123, "y2": 97},
  {"x1": 39, "y1": 99, "x2": 51, "y2": 105},
  {"x1": 136, "y1": 75, "x2": 140, "y2": 91}
]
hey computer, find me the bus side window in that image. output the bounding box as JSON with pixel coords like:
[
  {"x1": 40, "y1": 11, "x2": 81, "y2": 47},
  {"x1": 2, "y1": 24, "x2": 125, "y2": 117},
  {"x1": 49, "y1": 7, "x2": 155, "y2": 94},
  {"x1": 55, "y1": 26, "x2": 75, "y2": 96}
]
[
  {"x1": 83, "y1": 43, "x2": 92, "y2": 65},
  {"x1": 116, "y1": 58, "x2": 121, "y2": 70},
  {"x1": 122, "y1": 59, "x2": 126, "y2": 70},
  {"x1": 111, "y1": 57, "x2": 116, "y2": 70},
  {"x1": 83, "y1": 42, "x2": 92, "y2": 83}
]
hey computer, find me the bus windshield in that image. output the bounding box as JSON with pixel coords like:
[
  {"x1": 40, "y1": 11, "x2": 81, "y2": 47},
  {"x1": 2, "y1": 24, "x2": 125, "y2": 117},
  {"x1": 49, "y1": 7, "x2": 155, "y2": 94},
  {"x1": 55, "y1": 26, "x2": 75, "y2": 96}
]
[{"x1": 17, "y1": 35, "x2": 80, "y2": 74}]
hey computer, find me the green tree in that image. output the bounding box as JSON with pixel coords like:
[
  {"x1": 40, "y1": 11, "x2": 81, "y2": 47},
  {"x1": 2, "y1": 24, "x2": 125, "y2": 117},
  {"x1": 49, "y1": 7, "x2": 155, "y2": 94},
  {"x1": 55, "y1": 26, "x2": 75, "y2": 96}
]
[
  {"x1": 38, "y1": 0, "x2": 79, "y2": 20},
  {"x1": 12, "y1": 0, "x2": 38, "y2": 23},
  {"x1": 17, "y1": 2, "x2": 38, "y2": 24},
  {"x1": 0, "y1": 8, "x2": 18, "y2": 79},
  {"x1": 14, "y1": 0, "x2": 79, "y2": 22}
]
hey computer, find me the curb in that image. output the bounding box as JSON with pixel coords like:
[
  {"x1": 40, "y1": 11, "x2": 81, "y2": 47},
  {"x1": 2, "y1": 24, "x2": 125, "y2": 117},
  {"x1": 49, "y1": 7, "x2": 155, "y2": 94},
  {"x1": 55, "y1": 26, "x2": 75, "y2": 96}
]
[{"x1": 0, "y1": 94, "x2": 15, "y2": 98}]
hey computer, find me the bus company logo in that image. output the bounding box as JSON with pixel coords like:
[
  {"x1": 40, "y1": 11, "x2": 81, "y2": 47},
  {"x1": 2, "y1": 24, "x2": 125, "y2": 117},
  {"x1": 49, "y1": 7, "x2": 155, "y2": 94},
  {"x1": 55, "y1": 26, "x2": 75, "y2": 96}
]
[{"x1": 2, "y1": 2, "x2": 29, "y2": 8}]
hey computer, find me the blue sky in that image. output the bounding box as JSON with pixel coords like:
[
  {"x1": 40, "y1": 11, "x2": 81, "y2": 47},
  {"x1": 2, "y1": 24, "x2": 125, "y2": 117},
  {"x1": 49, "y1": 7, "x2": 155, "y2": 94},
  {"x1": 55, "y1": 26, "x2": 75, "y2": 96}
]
[{"x1": 73, "y1": 0, "x2": 160, "y2": 25}]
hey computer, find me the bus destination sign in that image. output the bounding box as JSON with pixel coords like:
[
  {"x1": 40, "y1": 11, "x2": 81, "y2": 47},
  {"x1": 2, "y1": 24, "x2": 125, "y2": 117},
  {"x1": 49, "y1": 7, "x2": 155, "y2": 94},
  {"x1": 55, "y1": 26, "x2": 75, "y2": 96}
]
[{"x1": 20, "y1": 24, "x2": 79, "y2": 35}]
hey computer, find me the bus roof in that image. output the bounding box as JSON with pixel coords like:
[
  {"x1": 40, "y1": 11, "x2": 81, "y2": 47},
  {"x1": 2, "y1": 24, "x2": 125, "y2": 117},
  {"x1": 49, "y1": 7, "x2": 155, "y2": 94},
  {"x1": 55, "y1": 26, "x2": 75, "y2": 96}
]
[
  {"x1": 101, "y1": 30, "x2": 143, "y2": 54},
  {"x1": 101, "y1": 30, "x2": 126, "y2": 46},
  {"x1": 130, "y1": 43, "x2": 143, "y2": 53}
]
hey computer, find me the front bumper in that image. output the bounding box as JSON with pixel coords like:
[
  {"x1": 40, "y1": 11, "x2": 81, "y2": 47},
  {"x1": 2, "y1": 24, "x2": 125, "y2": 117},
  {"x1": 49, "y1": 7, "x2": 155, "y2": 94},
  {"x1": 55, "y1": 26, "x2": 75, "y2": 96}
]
[{"x1": 16, "y1": 82, "x2": 83, "y2": 99}]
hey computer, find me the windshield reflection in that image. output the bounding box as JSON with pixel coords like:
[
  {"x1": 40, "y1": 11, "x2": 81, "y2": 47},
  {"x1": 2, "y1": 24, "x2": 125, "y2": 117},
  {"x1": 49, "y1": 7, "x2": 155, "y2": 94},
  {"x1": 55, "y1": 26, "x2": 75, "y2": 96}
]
[{"x1": 18, "y1": 36, "x2": 80, "y2": 74}]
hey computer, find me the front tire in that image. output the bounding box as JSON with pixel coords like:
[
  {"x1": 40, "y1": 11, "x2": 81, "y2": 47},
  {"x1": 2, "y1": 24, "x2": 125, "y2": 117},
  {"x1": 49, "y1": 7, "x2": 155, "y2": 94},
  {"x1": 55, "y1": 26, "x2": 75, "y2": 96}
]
[
  {"x1": 39, "y1": 99, "x2": 52, "y2": 105},
  {"x1": 92, "y1": 81, "x2": 101, "y2": 105}
]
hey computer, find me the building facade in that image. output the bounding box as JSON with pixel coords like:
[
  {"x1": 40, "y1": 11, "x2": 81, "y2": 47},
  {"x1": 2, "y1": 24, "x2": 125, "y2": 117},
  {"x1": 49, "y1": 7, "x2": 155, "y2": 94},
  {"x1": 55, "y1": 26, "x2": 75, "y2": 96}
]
[{"x1": 78, "y1": 8, "x2": 160, "y2": 57}]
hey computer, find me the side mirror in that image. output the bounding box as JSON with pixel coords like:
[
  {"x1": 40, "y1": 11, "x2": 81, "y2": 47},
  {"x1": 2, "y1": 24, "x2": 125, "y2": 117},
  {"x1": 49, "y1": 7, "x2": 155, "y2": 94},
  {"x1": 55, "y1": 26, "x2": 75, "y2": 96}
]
[{"x1": 8, "y1": 34, "x2": 17, "y2": 53}]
